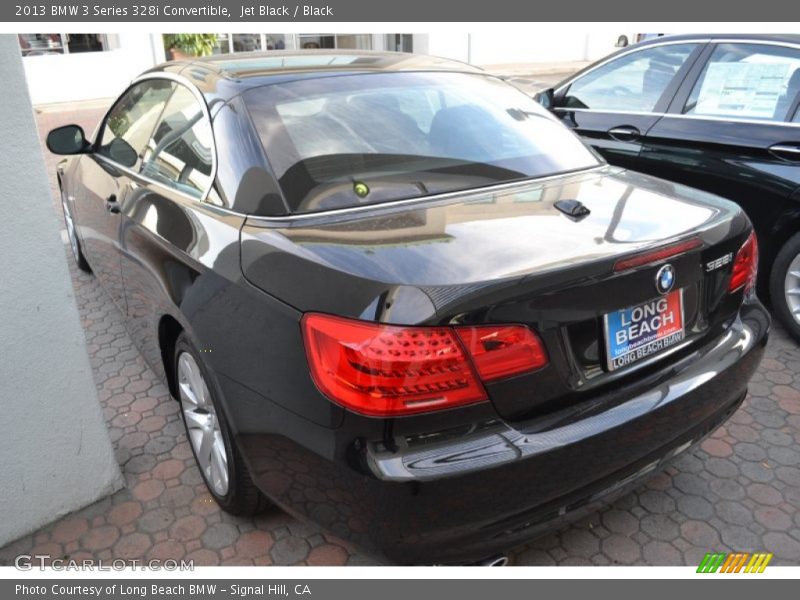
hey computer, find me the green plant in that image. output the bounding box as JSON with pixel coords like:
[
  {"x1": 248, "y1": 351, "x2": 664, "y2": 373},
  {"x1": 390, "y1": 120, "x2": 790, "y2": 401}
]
[{"x1": 163, "y1": 34, "x2": 218, "y2": 57}]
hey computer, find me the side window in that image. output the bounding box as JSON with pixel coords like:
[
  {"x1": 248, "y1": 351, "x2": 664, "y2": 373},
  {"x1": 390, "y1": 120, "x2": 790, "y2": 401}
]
[
  {"x1": 684, "y1": 43, "x2": 800, "y2": 122},
  {"x1": 97, "y1": 79, "x2": 174, "y2": 166},
  {"x1": 141, "y1": 85, "x2": 214, "y2": 199},
  {"x1": 564, "y1": 44, "x2": 698, "y2": 112}
]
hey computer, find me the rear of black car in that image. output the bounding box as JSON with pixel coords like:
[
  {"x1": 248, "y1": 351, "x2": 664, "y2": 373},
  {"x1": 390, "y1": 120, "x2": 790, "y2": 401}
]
[{"x1": 221, "y1": 69, "x2": 769, "y2": 563}]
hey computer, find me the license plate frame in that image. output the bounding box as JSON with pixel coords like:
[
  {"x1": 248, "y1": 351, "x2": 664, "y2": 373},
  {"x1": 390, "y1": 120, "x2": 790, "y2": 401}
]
[{"x1": 603, "y1": 288, "x2": 685, "y2": 372}]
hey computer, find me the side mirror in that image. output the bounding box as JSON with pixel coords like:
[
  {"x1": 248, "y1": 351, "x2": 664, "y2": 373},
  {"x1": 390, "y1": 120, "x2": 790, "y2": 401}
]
[
  {"x1": 46, "y1": 124, "x2": 89, "y2": 155},
  {"x1": 534, "y1": 88, "x2": 555, "y2": 110},
  {"x1": 615, "y1": 35, "x2": 630, "y2": 48},
  {"x1": 106, "y1": 137, "x2": 138, "y2": 168}
]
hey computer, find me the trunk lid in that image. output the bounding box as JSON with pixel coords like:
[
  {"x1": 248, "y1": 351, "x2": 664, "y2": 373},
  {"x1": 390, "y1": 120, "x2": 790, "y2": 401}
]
[{"x1": 241, "y1": 166, "x2": 750, "y2": 420}]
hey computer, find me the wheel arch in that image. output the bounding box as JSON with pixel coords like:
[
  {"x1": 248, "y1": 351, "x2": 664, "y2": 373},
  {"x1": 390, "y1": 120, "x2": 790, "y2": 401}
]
[
  {"x1": 766, "y1": 208, "x2": 800, "y2": 263},
  {"x1": 158, "y1": 314, "x2": 184, "y2": 400}
]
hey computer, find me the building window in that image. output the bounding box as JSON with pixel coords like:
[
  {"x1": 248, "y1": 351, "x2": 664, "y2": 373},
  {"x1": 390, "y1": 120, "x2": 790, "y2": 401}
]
[
  {"x1": 66, "y1": 34, "x2": 106, "y2": 53},
  {"x1": 297, "y1": 34, "x2": 372, "y2": 50},
  {"x1": 386, "y1": 34, "x2": 414, "y2": 53},
  {"x1": 19, "y1": 34, "x2": 64, "y2": 55},
  {"x1": 232, "y1": 34, "x2": 262, "y2": 52},
  {"x1": 206, "y1": 33, "x2": 383, "y2": 56},
  {"x1": 298, "y1": 35, "x2": 335, "y2": 49},
  {"x1": 213, "y1": 34, "x2": 291, "y2": 54},
  {"x1": 211, "y1": 34, "x2": 230, "y2": 54},
  {"x1": 264, "y1": 35, "x2": 288, "y2": 50},
  {"x1": 18, "y1": 34, "x2": 109, "y2": 56},
  {"x1": 334, "y1": 35, "x2": 372, "y2": 50}
]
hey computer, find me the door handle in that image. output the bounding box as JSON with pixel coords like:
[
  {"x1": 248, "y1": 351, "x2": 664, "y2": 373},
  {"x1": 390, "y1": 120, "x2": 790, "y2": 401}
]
[
  {"x1": 105, "y1": 194, "x2": 120, "y2": 214},
  {"x1": 768, "y1": 143, "x2": 800, "y2": 162},
  {"x1": 608, "y1": 126, "x2": 641, "y2": 142}
]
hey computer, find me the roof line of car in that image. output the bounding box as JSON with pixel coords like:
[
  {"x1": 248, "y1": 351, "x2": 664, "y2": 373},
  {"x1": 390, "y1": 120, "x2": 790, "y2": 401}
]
[
  {"x1": 110, "y1": 69, "x2": 607, "y2": 224},
  {"x1": 555, "y1": 37, "x2": 800, "y2": 95},
  {"x1": 160, "y1": 51, "x2": 483, "y2": 84}
]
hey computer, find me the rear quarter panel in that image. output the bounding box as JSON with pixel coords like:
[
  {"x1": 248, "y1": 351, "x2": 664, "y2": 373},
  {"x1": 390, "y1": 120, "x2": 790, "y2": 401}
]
[{"x1": 118, "y1": 183, "x2": 343, "y2": 430}]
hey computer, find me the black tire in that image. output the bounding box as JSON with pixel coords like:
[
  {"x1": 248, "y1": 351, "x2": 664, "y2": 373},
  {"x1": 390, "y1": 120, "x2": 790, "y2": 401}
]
[
  {"x1": 769, "y1": 231, "x2": 800, "y2": 343},
  {"x1": 60, "y1": 188, "x2": 91, "y2": 273},
  {"x1": 174, "y1": 333, "x2": 270, "y2": 516},
  {"x1": 72, "y1": 238, "x2": 92, "y2": 273}
]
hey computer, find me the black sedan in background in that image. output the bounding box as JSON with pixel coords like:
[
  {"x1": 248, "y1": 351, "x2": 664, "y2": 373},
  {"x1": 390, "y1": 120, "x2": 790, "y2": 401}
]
[
  {"x1": 537, "y1": 34, "x2": 800, "y2": 341},
  {"x1": 47, "y1": 51, "x2": 768, "y2": 564}
]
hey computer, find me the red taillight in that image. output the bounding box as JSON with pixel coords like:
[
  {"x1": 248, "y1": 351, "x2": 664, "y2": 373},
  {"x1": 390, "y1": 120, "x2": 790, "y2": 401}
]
[
  {"x1": 302, "y1": 314, "x2": 486, "y2": 417},
  {"x1": 455, "y1": 325, "x2": 548, "y2": 381},
  {"x1": 301, "y1": 314, "x2": 547, "y2": 417},
  {"x1": 728, "y1": 231, "x2": 759, "y2": 294}
]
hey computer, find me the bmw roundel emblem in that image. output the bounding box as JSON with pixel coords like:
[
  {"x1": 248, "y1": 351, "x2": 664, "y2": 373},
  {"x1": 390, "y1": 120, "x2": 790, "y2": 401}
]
[{"x1": 655, "y1": 264, "x2": 676, "y2": 295}]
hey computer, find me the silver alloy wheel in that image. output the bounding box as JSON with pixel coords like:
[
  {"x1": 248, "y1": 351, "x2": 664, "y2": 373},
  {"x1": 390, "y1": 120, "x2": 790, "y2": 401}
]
[
  {"x1": 61, "y1": 194, "x2": 79, "y2": 263},
  {"x1": 178, "y1": 352, "x2": 229, "y2": 496},
  {"x1": 785, "y1": 253, "x2": 800, "y2": 326}
]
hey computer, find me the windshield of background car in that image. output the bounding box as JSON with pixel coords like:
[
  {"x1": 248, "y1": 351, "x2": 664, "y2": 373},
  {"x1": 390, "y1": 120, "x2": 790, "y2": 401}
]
[{"x1": 242, "y1": 71, "x2": 601, "y2": 213}]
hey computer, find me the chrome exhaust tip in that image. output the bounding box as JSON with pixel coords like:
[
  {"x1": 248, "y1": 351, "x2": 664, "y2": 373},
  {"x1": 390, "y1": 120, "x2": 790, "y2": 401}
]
[{"x1": 476, "y1": 554, "x2": 509, "y2": 567}]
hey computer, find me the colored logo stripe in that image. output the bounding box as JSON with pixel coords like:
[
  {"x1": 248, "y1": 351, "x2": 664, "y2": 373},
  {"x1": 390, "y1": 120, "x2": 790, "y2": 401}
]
[
  {"x1": 745, "y1": 553, "x2": 773, "y2": 573},
  {"x1": 697, "y1": 553, "x2": 726, "y2": 573},
  {"x1": 697, "y1": 552, "x2": 773, "y2": 573},
  {"x1": 720, "y1": 553, "x2": 749, "y2": 573}
]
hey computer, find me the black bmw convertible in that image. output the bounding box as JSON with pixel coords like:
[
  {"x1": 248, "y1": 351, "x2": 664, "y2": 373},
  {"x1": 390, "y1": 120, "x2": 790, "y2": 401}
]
[{"x1": 47, "y1": 50, "x2": 768, "y2": 564}]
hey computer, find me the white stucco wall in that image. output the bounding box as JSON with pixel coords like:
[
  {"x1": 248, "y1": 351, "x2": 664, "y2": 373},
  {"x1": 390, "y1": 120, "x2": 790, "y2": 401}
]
[
  {"x1": 425, "y1": 32, "x2": 622, "y2": 66},
  {"x1": 424, "y1": 32, "x2": 471, "y2": 63},
  {"x1": 21, "y1": 33, "x2": 163, "y2": 105},
  {"x1": 0, "y1": 34, "x2": 122, "y2": 547}
]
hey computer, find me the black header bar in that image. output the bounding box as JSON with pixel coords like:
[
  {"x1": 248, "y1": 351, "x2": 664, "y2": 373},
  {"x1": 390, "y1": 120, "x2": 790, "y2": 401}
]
[{"x1": 3, "y1": 0, "x2": 798, "y2": 22}]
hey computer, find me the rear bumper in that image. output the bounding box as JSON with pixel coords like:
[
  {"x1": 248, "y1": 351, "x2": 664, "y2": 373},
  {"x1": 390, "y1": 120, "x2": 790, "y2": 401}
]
[{"x1": 235, "y1": 301, "x2": 769, "y2": 564}]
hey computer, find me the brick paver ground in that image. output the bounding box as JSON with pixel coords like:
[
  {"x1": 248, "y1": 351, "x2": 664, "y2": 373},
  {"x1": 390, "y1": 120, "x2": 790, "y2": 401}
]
[{"x1": 0, "y1": 99, "x2": 798, "y2": 567}]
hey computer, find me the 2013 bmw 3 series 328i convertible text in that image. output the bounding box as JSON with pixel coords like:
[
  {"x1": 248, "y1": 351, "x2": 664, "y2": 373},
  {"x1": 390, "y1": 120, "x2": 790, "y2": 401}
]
[{"x1": 47, "y1": 51, "x2": 769, "y2": 564}]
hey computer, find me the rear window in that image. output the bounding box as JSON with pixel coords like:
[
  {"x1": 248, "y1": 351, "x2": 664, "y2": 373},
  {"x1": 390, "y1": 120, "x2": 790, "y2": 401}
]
[{"x1": 243, "y1": 72, "x2": 600, "y2": 214}]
